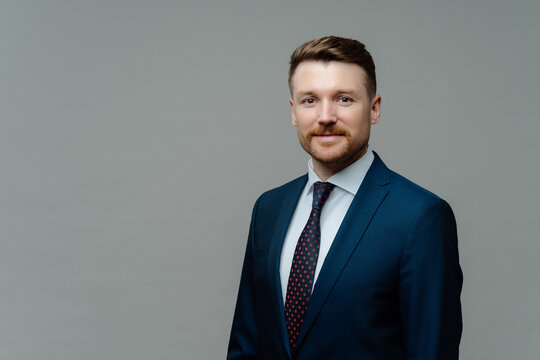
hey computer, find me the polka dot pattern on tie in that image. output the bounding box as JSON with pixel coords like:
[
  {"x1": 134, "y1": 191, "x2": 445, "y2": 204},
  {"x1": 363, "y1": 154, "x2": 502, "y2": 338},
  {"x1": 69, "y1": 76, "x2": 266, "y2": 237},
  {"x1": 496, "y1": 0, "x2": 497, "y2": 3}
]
[{"x1": 284, "y1": 181, "x2": 335, "y2": 351}]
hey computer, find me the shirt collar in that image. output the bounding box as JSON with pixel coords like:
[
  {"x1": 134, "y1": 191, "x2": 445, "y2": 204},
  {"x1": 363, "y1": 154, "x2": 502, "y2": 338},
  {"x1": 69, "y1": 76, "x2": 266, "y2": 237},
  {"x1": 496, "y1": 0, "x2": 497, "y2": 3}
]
[{"x1": 307, "y1": 146, "x2": 375, "y2": 196}]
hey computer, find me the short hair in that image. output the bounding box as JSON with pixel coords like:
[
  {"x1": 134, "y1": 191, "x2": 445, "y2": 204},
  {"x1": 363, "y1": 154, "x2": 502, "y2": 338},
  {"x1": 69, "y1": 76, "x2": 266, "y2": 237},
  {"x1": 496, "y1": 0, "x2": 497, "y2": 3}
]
[{"x1": 288, "y1": 36, "x2": 377, "y2": 98}]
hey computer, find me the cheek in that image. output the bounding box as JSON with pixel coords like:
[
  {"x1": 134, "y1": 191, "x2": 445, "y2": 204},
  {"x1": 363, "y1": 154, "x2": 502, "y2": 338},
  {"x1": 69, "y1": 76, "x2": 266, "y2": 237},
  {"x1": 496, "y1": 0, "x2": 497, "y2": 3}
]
[
  {"x1": 295, "y1": 108, "x2": 316, "y2": 123},
  {"x1": 347, "y1": 110, "x2": 371, "y2": 129},
  {"x1": 295, "y1": 117, "x2": 312, "y2": 133}
]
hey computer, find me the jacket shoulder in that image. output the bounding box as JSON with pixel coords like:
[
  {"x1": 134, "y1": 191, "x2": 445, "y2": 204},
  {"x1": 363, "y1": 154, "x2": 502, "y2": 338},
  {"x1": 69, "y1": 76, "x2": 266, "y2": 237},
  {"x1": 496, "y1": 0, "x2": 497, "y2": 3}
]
[
  {"x1": 371, "y1": 153, "x2": 450, "y2": 209},
  {"x1": 384, "y1": 169, "x2": 455, "y2": 228},
  {"x1": 390, "y1": 170, "x2": 444, "y2": 202}
]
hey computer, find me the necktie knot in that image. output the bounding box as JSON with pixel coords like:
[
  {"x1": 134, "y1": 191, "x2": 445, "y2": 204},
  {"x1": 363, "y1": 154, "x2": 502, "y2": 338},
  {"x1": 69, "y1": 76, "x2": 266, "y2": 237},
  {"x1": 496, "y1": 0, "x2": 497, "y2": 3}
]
[{"x1": 312, "y1": 181, "x2": 335, "y2": 212}]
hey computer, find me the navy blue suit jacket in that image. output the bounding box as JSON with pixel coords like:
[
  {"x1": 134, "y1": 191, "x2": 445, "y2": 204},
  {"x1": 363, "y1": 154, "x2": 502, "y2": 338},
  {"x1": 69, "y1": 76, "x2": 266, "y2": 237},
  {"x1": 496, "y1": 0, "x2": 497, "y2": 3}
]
[{"x1": 228, "y1": 153, "x2": 462, "y2": 359}]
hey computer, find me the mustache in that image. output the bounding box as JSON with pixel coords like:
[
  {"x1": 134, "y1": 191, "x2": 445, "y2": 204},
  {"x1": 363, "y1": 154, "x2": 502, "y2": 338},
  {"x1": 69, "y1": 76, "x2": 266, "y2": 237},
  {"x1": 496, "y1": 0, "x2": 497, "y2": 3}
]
[{"x1": 308, "y1": 126, "x2": 348, "y2": 137}]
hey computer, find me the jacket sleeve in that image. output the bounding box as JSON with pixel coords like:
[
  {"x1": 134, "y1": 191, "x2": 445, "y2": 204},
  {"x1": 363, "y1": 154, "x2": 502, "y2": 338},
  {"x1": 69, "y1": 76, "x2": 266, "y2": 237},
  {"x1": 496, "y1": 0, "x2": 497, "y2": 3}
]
[
  {"x1": 399, "y1": 198, "x2": 463, "y2": 359},
  {"x1": 227, "y1": 197, "x2": 261, "y2": 359}
]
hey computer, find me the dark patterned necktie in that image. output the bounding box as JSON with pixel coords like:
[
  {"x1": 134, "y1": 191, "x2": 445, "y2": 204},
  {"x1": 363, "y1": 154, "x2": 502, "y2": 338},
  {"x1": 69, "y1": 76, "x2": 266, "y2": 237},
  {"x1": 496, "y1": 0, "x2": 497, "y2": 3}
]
[{"x1": 284, "y1": 181, "x2": 335, "y2": 351}]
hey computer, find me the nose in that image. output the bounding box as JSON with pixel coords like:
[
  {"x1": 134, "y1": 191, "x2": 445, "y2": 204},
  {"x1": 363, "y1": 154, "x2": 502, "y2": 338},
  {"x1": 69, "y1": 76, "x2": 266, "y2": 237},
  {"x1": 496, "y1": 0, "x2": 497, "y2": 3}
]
[{"x1": 317, "y1": 100, "x2": 337, "y2": 125}]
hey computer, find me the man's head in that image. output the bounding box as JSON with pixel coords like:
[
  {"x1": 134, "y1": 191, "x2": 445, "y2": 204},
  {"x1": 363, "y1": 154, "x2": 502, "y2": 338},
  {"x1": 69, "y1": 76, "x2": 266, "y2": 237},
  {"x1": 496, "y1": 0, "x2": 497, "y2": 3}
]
[
  {"x1": 288, "y1": 36, "x2": 377, "y2": 98},
  {"x1": 288, "y1": 36, "x2": 381, "y2": 180}
]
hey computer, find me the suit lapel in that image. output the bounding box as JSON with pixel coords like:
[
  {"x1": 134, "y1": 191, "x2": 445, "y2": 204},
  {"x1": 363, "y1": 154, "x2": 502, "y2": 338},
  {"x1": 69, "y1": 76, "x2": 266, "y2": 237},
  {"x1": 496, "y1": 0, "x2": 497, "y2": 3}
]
[
  {"x1": 267, "y1": 175, "x2": 307, "y2": 359},
  {"x1": 295, "y1": 153, "x2": 391, "y2": 350}
]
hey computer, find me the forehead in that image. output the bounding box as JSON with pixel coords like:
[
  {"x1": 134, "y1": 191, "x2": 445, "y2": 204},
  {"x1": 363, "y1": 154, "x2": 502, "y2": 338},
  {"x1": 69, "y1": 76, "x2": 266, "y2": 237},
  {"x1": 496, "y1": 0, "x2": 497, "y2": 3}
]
[{"x1": 291, "y1": 61, "x2": 368, "y2": 95}]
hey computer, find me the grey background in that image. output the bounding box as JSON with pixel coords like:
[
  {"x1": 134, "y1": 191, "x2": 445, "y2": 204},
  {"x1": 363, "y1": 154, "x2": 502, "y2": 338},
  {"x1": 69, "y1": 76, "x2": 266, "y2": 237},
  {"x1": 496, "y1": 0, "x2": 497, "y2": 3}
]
[{"x1": 1, "y1": 0, "x2": 538, "y2": 359}]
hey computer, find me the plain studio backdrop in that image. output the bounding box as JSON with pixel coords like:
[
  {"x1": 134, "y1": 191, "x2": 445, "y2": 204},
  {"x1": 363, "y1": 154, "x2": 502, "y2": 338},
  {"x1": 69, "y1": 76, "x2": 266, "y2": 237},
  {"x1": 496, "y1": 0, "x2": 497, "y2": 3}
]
[{"x1": 1, "y1": 0, "x2": 539, "y2": 359}]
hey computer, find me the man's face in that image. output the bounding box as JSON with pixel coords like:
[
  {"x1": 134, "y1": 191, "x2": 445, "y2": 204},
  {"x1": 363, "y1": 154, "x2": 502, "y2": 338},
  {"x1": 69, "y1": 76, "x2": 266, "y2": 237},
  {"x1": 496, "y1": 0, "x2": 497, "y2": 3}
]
[{"x1": 290, "y1": 61, "x2": 381, "y2": 177}]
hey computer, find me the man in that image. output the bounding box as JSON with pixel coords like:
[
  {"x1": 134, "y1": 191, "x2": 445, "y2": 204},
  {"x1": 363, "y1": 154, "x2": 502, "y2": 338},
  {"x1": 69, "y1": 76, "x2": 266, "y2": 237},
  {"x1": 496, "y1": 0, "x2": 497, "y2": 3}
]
[{"x1": 228, "y1": 36, "x2": 462, "y2": 359}]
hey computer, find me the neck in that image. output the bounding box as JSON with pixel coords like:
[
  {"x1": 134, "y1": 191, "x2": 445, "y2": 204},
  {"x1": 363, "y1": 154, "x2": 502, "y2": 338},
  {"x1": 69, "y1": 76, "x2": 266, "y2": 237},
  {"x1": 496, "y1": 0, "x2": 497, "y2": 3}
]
[{"x1": 312, "y1": 147, "x2": 368, "y2": 181}]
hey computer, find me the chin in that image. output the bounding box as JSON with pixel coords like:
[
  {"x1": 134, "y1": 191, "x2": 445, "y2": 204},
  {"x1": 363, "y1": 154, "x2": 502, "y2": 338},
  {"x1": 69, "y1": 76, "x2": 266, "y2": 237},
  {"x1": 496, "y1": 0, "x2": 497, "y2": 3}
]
[
  {"x1": 310, "y1": 144, "x2": 347, "y2": 161},
  {"x1": 310, "y1": 144, "x2": 367, "y2": 168},
  {"x1": 311, "y1": 150, "x2": 350, "y2": 165}
]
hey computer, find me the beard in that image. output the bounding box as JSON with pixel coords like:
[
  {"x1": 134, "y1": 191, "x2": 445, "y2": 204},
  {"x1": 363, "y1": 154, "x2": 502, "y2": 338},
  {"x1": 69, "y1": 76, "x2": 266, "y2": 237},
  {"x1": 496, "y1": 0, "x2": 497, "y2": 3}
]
[{"x1": 298, "y1": 124, "x2": 369, "y2": 169}]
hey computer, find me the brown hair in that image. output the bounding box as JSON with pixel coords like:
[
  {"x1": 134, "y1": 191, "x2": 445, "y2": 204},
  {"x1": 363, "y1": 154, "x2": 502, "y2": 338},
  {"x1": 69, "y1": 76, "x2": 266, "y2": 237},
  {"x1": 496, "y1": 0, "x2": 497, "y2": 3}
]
[{"x1": 288, "y1": 36, "x2": 377, "y2": 98}]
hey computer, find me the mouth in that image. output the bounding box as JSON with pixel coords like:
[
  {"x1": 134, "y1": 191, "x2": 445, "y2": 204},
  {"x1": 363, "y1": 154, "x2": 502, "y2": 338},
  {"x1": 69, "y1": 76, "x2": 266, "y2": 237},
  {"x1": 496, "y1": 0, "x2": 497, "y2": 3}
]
[{"x1": 312, "y1": 133, "x2": 345, "y2": 142}]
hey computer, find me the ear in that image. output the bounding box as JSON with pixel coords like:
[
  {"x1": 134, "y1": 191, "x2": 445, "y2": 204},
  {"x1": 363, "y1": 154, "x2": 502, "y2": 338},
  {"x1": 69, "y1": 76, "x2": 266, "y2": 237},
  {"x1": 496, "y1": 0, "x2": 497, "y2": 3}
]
[
  {"x1": 290, "y1": 98, "x2": 298, "y2": 127},
  {"x1": 370, "y1": 94, "x2": 381, "y2": 125}
]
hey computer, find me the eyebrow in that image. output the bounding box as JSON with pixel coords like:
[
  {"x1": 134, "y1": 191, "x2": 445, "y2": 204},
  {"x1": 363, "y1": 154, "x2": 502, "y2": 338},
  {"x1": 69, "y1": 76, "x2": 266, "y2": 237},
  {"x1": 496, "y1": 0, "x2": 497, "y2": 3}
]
[{"x1": 294, "y1": 89, "x2": 360, "y2": 99}]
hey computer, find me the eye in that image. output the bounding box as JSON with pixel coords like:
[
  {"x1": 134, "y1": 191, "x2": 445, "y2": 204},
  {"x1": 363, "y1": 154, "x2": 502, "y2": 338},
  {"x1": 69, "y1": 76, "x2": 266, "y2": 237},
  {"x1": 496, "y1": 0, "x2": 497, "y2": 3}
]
[
  {"x1": 301, "y1": 98, "x2": 316, "y2": 105},
  {"x1": 338, "y1": 96, "x2": 352, "y2": 103}
]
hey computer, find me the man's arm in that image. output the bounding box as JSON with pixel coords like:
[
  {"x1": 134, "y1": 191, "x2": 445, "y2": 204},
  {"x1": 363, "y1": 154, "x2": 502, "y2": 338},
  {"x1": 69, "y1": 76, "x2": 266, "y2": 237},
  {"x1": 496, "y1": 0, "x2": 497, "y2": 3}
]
[
  {"x1": 399, "y1": 198, "x2": 463, "y2": 359},
  {"x1": 227, "y1": 198, "x2": 261, "y2": 360}
]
